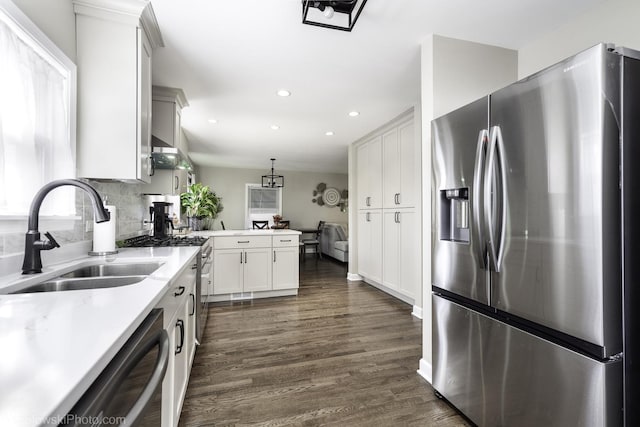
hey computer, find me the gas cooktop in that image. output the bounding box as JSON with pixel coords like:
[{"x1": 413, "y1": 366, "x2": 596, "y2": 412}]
[{"x1": 121, "y1": 235, "x2": 208, "y2": 248}]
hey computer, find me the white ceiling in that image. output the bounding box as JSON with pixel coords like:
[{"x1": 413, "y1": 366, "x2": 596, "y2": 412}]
[{"x1": 150, "y1": 0, "x2": 604, "y2": 174}]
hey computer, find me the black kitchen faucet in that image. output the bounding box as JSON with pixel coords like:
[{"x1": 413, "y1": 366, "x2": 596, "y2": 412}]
[{"x1": 21, "y1": 179, "x2": 110, "y2": 274}]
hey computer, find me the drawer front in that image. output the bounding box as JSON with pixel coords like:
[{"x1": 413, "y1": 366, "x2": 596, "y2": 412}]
[
  {"x1": 157, "y1": 259, "x2": 197, "y2": 324},
  {"x1": 272, "y1": 235, "x2": 299, "y2": 247},
  {"x1": 214, "y1": 235, "x2": 272, "y2": 249}
]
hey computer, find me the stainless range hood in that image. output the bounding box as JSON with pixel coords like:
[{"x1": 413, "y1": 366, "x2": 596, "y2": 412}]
[{"x1": 151, "y1": 136, "x2": 193, "y2": 171}]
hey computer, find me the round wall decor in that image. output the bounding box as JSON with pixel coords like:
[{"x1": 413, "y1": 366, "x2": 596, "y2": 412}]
[{"x1": 323, "y1": 187, "x2": 341, "y2": 206}]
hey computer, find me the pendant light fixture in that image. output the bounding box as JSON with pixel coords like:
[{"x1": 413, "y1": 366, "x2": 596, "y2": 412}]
[
  {"x1": 302, "y1": 0, "x2": 368, "y2": 32},
  {"x1": 262, "y1": 158, "x2": 284, "y2": 188}
]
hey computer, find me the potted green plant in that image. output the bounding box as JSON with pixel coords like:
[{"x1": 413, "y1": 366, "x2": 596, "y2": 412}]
[{"x1": 180, "y1": 183, "x2": 223, "y2": 231}]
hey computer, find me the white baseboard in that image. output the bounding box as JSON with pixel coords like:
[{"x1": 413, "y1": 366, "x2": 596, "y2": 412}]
[
  {"x1": 346, "y1": 272, "x2": 363, "y2": 281},
  {"x1": 417, "y1": 358, "x2": 432, "y2": 384},
  {"x1": 206, "y1": 288, "x2": 297, "y2": 302},
  {"x1": 411, "y1": 305, "x2": 423, "y2": 319}
]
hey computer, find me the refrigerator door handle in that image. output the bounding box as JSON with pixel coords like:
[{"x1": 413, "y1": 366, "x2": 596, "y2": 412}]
[
  {"x1": 473, "y1": 129, "x2": 489, "y2": 269},
  {"x1": 485, "y1": 126, "x2": 507, "y2": 272}
]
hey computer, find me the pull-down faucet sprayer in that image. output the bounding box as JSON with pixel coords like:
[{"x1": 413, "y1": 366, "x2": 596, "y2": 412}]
[{"x1": 22, "y1": 179, "x2": 110, "y2": 274}]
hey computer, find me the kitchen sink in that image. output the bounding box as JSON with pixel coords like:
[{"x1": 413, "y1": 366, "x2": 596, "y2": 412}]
[
  {"x1": 59, "y1": 262, "x2": 165, "y2": 278},
  {"x1": 11, "y1": 275, "x2": 147, "y2": 294}
]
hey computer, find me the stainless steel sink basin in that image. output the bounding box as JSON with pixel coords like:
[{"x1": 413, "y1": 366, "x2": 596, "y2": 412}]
[
  {"x1": 11, "y1": 275, "x2": 147, "y2": 294},
  {"x1": 59, "y1": 262, "x2": 164, "y2": 278}
]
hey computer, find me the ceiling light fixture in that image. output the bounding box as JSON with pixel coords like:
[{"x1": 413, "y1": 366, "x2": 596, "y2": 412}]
[
  {"x1": 262, "y1": 158, "x2": 284, "y2": 188},
  {"x1": 270, "y1": 125, "x2": 280, "y2": 130},
  {"x1": 302, "y1": 0, "x2": 368, "y2": 32},
  {"x1": 349, "y1": 111, "x2": 360, "y2": 117},
  {"x1": 326, "y1": 131, "x2": 334, "y2": 136},
  {"x1": 277, "y1": 89, "x2": 291, "y2": 97},
  {"x1": 207, "y1": 119, "x2": 218, "y2": 124}
]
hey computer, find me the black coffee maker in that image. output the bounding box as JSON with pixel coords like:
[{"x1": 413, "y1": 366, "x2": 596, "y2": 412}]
[{"x1": 150, "y1": 201, "x2": 174, "y2": 238}]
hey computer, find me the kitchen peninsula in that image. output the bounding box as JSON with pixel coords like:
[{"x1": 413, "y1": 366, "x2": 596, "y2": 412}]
[{"x1": 191, "y1": 229, "x2": 301, "y2": 301}]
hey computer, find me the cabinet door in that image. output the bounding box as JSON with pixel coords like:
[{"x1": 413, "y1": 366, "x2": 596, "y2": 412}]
[
  {"x1": 398, "y1": 209, "x2": 420, "y2": 299},
  {"x1": 397, "y1": 121, "x2": 417, "y2": 208},
  {"x1": 172, "y1": 310, "x2": 188, "y2": 427},
  {"x1": 383, "y1": 128, "x2": 400, "y2": 209},
  {"x1": 161, "y1": 317, "x2": 176, "y2": 427},
  {"x1": 187, "y1": 281, "x2": 197, "y2": 364},
  {"x1": 243, "y1": 248, "x2": 272, "y2": 292},
  {"x1": 213, "y1": 249, "x2": 243, "y2": 294},
  {"x1": 139, "y1": 28, "x2": 153, "y2": 183},
  {"x1": 357, "y1": 210, "x2": 382, "y2": 283},
  {"x1": 382, "y1": 211, "x2": 400, "y2": 290},
  {"x1": 357, "y1": 137, "x2": 383, "y2": 209},
  {"x1": 174, "y1": 168, "x2": 189, "y2": 195},
  {"x1": 152, "y1": 100, "x2": 176, "y2": 146},
  {"x1": 273, "y1": 247, "x2": 299, "y2": 290},
  {"x1": 356, "y1": 143, "x2": 370, "y2": 209}
]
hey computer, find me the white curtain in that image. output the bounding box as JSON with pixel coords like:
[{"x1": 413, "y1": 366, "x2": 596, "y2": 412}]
[{"x1": 0, "y1": 17, "x2": 74, "y2": 216}]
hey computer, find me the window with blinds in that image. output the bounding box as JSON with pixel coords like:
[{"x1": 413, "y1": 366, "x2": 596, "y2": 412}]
[{"x1": 245, "y1": 185, "x2": 282, "y2": 228}]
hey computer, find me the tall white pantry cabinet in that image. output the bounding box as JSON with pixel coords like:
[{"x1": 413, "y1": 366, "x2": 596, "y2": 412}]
[{"x1": 355, "y1": 110, "x2": 421, "y2": 308}]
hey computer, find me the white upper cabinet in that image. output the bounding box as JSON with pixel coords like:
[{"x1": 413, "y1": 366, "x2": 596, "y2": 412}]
[
  {"x1": 152, "y1": 86, "x2": 189, "y2": 152},
  {"x1": 73, "y1": 0, "x2": 163, "y2": 182},
  {"x1": 356, "y1": 136, "x2": 382, "y2": 209},
  {"x1": 383, "y1": 120, "x2": 417, "y2": 208}
]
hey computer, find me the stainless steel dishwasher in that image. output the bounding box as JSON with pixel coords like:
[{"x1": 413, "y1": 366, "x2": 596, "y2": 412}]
[{"x1": 62, "y1": 309, "x2": 169, "y2": 427}]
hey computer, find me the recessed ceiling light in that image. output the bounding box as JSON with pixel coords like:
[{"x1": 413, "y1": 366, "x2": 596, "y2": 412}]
[
  {"x1": 270, "y1": 125, "x2": 280, "y2": 130},
  {"x1": 348, "y1": 111, "x2": 360, "y2": 117},
  {"x1": 325, "y1": 131, "x2": 334, "y2": 136},
  {"x1": 207, "y1": 119, "x2": 218, "y2": 124},
  {"x1": 276, "y1": 89, "x2": 291, "y2": 97}
]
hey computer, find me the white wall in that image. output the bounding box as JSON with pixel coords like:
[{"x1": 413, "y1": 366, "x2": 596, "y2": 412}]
[
  {"x1": 197, "y1": 166, "x2": 348, "y2": 230},
  {"x1": 420, "y1": 35, "x2": 518, "y2": 382},
  {"x1": 11, "y1": 0, "x2": 76, "y2": 61},
  {"x1": 518, "y1": 0, "x2": 640, "y2": 78}
]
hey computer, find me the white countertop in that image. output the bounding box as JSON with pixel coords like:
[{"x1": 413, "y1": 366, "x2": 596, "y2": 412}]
[
  {"x1": 0, "y1": 246, "x2": 200, "y2": 427},
  {"x1": 190, "y1": 229, "x2": 301, "y2": 237}
]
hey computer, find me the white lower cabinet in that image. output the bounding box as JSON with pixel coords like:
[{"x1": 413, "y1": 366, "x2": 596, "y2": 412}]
[
  {"x1": 357, "y1": 210, "x2": 382, "y2": 284},
  {"x1": 273, "y1": 246, "x2": 300, "y2": 290},
  {"x1": 213, "y1": 247, "x2": 272, "y2": 294},
  {"x1": 382, "y1": 209, "x2": 419, "y2": 300},
  {"x1": 157, "y1": 254, "x2": 197, "y2": 427},
  {"x1": 211, "y1": 233, "x2": 299, "y2": 299}
]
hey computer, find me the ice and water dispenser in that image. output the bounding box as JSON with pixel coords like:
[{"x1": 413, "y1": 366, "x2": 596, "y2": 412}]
[{"x1": 440, "y1": 188, "x2": 470, "y2": 243}]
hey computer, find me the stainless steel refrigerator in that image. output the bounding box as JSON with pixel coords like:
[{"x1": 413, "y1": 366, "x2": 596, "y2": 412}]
[{"x1": 431, "y1": 43, "x2": 640, "y2": 427}]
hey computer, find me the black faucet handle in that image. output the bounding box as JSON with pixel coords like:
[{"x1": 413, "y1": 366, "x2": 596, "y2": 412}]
[{"x1": 44, "y1": 232, "x2": 60, "y2": 249}]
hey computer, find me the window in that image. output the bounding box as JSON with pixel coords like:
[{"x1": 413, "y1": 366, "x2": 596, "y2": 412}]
[
  {"x1": 0, "y1": 0, "x2": 76, "y2": 217},
  {"x1": 245, "y1": 184, "x2": 282, "y2": 228}
]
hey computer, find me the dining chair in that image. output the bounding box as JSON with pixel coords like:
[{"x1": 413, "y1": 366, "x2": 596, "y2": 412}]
[
  {"x1": 252, "y1": 220, "x2": 269, "y2": 229},
  {"x1": 301, "y1": 221, "x2": 325, "y2": 261}
]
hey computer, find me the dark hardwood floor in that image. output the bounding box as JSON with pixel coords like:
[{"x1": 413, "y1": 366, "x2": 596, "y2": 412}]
[{"x1": 179, "y1": 257, "x2": 468, "y2": 426}]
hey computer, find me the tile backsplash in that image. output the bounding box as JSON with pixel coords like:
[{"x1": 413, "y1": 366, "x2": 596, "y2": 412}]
[{"x1": 0, "y1": 180, "x2": 147, "y2": 257}]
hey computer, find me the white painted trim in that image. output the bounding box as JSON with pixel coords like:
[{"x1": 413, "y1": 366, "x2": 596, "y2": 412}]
[
  {"x1": 412, "y1": 305, "x2": 423, "y2": 319},
  {"x1": 206, "y1": 288, "x2": 297, "y2": 302},
  {"x1": 417, "y1": 358, "x2": 432, "y2": 384},
  {"x1": 347, "y1": 272, "x2": 363, "y2": 281},
  {"x1": 363, "y1": 277, "x2": 414, "y2": 306}
]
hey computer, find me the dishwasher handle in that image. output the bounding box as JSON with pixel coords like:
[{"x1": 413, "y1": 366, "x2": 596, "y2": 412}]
[
  {"x1": 63, "y1": 323, "x2": 170, "y2": 427},
  {"x1": 123, "y1": 329, "x2": 170, "y2": 426}
]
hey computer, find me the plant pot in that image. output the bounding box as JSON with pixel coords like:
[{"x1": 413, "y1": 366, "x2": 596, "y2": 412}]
[{"x1": 189, "y1": 217, "x2": 204, "y2": 231}]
